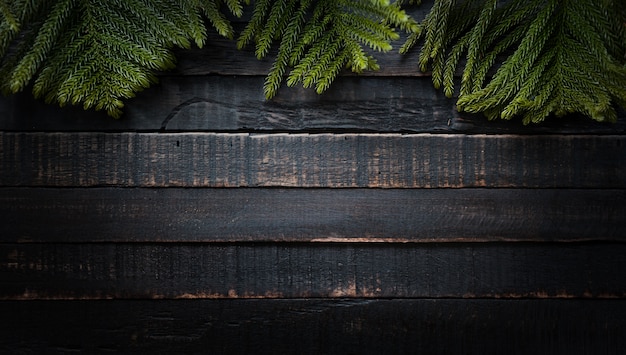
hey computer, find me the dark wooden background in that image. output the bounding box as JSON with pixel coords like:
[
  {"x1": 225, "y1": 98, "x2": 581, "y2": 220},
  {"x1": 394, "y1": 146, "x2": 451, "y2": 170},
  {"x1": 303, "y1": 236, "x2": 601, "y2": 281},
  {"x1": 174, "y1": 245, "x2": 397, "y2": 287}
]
[{"x1": 1, "y1": 5, "x2": 626, "y2": 354}]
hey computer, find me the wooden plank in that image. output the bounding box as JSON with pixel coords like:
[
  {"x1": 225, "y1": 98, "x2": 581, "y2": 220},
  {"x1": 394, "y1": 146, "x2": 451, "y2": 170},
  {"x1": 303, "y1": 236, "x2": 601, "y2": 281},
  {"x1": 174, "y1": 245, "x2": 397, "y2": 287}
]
[
  {"x1": 0, "y1": 76, "x2": 478, "y2": 132},
  {"x1": 2, "y1": 299, "x2": 625, "y2": 353},
  {"x1": 1, "y1": 132, "x2": 625, "y2": 188},
  {"x1": 1, "y1": 76, "x2": 624, "y2": 133},
  {"x1": 2, "y1": 242, "x2": 625, "y2": 299},
  {"x1": 1, "y1": 188, "x2": 624, "y2": 243}
]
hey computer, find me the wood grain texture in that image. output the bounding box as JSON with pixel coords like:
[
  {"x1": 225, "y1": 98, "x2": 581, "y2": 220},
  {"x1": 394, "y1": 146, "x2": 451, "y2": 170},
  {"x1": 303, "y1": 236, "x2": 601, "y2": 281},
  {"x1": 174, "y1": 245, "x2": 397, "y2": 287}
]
[
  {"x1": 2, "y1": 242, "x2": 625, "y2": 300},
  {"x1": 1, "y1": 132, "x2": 624, "y2": 188},
  {"x1": 1, "y1": 76, "x2": 624, "y2": 133},
  {"x1": 2, "y1": 299, "x2": 625, "y2": 354},
  {"x1": 1, "y1": 188, "x2": 624, "y2": 243},
  {"x1": 0, "y1": 76, "x2": 484, "y2": 132},
  {"x1": 1, "y1": 1, "x2": 624, "y2": 351}
]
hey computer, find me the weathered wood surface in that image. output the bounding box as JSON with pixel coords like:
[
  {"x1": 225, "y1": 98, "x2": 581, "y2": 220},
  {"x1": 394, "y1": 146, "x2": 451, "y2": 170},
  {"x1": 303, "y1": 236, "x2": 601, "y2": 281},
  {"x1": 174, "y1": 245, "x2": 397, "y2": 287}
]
[
  {"x1": 1, "y1": 0, "x2": 625, "y2": 350},
  {"x1": 1, "y1": 188, "x2": 624, "y2": 243},
  {"x1": 3, "y1": 299, "x2": 625, "y2": 354},
  {"x1": 1, "y1": 76, "x2": 624, "y2": 133},
  {"x1": 2, "y1": 132, "x2": 624, "y2": 188},
  {"x1": 2, "y1": 242, "x2": 625, "y2": 300}
]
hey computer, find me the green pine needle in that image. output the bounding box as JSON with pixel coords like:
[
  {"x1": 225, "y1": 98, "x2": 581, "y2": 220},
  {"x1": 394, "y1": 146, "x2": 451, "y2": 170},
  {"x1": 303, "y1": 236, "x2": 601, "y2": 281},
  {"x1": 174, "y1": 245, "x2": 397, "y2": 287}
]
[
  {"x1": 239, "y1": 0, "x2": 417, "y2": 99},
  {"x1": 0, "y1": 0, "x2": 244, "y2": 118},
  {"x1": 1, "y1": 0, "x2": 624, "y2": 124},
  {"x1": 403, "y1": 0, "x2": 626, "y2": 124}
]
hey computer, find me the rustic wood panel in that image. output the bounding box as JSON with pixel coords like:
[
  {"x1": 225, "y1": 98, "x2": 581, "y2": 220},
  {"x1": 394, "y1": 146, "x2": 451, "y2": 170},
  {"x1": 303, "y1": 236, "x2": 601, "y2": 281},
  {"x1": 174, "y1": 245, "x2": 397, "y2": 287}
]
[
  {"x1": 1, "y1": 188, "x2": 624, "y2": 243},
  {"x1": 1, "y1": 132, "x2": 624, "y2": 188},
  {"x1": 2, "y1": 299, "x2": 625, "y2": 354},
  {"x1": 1, "y1": 77, "x2": 624, "y2": 133},
  {"x1": 0, "y1": 76, "x2": 486, "y2": 132},
  {"x1": 2, "y1": 242, "x2": 625, "y2": 300}
]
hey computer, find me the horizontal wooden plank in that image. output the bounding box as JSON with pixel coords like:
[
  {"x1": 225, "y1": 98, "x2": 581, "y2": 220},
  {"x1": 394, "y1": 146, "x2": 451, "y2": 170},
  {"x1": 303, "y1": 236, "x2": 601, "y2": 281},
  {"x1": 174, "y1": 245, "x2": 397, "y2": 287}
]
[
  {"x1": 1, "y1": 76, "x2": 624, "y2": 133},
  {"x1": 1, "y1": 188, "x2": 624, "y2": 243},
  {"x1": 0, "y1": 76, "x2": 478, "y2": 132},
  {"x1": 2, "y1": 242, "x2": 625, "y2": 300},
  {"x1": 1, "y1": 132, "x2": 624, "y2": 188},
  {"x1": 2, "y1": 299, "x2": 625, "y2": 354}
]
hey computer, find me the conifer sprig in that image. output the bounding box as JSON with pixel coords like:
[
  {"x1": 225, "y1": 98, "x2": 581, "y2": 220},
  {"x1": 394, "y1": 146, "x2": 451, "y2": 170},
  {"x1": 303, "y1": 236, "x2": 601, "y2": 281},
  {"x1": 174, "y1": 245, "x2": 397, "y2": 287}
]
[
  {"x1": 0, "y1": 0, "x2": 244, "y2": 118},
  {"x1": 1, "y1": 0, "x2": 624, "y2": 123},
  {"x1": 403, "y1": 0, "x2": 626, "y2": 124},
  {"x1": 238, "y1": 0, "x2": 418, "y2": 99}
]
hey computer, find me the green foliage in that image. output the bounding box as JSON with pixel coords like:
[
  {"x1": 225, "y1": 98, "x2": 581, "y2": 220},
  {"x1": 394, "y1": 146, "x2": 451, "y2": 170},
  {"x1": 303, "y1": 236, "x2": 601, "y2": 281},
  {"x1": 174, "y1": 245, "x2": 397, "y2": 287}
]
[
  {"x1": 402, "y1": 0, "x2": 626, "y2": 124},
  {"x1": 237, "y1": 0, "x2": 418, "y2": 99},
  {"x1": 0, "y1": 0, "x2": 244, "y2": 118},
  {"x1": 0, "y1": 0, "x2": 415, "y2": 117},
  {"x1": 1, "y1": 0, "x2": 625, "y2": 124}
]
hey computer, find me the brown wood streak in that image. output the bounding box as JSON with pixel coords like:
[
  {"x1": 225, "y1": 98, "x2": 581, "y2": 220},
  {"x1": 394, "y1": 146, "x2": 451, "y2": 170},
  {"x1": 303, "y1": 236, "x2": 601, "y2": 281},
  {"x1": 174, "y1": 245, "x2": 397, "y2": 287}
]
[
  {"x1": 1, "y1": 188, "x2": 624, "y2": 243},
  {"x1": 1, "y1": 132, "x2": 624, "y2": 188},
  {"x1": 1, "y1": 242, "x2": 625, "y2": 300},
  {"x1": 2, "y1": 299, "x2": 625, "y2": 354}
]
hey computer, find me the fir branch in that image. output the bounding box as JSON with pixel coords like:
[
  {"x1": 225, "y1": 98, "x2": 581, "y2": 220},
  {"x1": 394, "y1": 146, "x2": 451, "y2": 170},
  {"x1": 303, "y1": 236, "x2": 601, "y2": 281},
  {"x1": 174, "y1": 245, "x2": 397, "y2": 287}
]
[
  {"x1": 237, "y1": 0, "x2": 272, "y2": 49},
  {"x1": 223, "y1": 0, "x2": 247, "y2": 17},
  {"x1": 0, "y1": 0, "x2": 19, "y2": 32},
  {"x1": 460, "y1": 0, "x2": 496, "y2": 97},
  {"x1": 406, "y1": 0, "x2": 626, "y2": 124},
  {"x1": 240, "y1": 0, "x2": 416, "y2": 99},
  {"x1": 264, "y1": 0, "x2": 313, "y2": 98},
  {"x1": 199, "y1": 0, "x2": 236, "y2": 39},
  {"x1": 1, "y1": 0, "x2": 243, "y2": 118}
]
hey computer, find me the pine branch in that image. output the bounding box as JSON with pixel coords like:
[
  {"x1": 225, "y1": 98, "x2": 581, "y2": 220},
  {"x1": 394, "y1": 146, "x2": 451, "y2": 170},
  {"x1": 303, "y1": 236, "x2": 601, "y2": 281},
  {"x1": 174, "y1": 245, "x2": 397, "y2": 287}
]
[
  {"x1": 0, "y1": 0, "x2": 19, "y2": 32},
  {"x1": 239, "y1": 0, "x2": 418, "y2": 99},
  {"x1": 0, "y1": 0, "x2": 244, "y2": 118},
  {"x1": 2, "y1": 0, "x2": 624, "y2": 125},
  {"x1": 404, "y1": 0, "x2": 626, "y2": 124}
]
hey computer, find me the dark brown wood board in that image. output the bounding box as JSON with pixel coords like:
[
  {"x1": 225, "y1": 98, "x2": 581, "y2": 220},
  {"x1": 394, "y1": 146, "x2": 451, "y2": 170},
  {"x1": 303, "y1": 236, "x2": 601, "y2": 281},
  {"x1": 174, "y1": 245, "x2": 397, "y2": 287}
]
[
  {"x1": 2, "y1": 242, "x2": 625, "y2": 300},
  {"x1": 1, "y1": 0, "x2": 625, "y2": 351},
  {"x1": 1, "y1": 76, "x2": 625, "y2": 133},
  {"x1": 1, "y1": 188, "x2": 624, "y2": 243},
  {"x1": 2, "y1": 299, "x2": 625, "y2": 354},
  {"x1": 2, "y1": 132, "x2": 624, "y2": 188}
]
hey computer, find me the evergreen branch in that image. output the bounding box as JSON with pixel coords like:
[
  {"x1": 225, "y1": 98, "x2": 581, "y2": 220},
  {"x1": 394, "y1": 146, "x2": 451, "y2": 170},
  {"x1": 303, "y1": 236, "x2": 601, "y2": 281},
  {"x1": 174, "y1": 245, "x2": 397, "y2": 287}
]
[
  {"x1": 288, "y1": 26, "x2": 334, "y2": 87},
  {"x1": 288, "y1": 10, "x2": 331, "y2": 66},
  {"x1": 240, "y1": 0, "x2": 415, "y2": 99},
  {"x1": 223, "y1": 0, "x2": 247, "y2": 17},
  {"x1": 237, "y1": 0, "x2": 272, "y2": 49},
  {"x1": 460, "y1": 0, "x2": 497, "y2": 97},
  {"x1": 441, "y1": 31, "x2": 470, "y2": 97},
  {"x1": 200, "y1": 0, "x2": 236, "y2": 39},
  {"x1": 0, "y1": 0, "x2": 19, "y2": 32},
  {"x1": 264, "y1": 0, "x2": 313, "y2": 97},
  {"x1": 1, "y1": 0, "x2": 243, "y2": 118},
  {"x1": 2, "y1": 0, "x2": 624, "y2": 125},
  {"x1": 407, "y1": 0, "x2": 626, "y2": 124}
]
